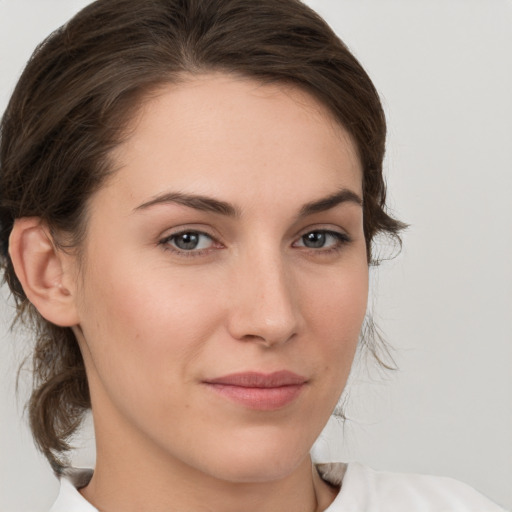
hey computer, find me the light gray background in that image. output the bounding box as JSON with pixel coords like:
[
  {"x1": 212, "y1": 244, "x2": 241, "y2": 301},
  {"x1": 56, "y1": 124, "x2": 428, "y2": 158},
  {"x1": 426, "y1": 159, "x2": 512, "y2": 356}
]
[{"x1": 1, "y1": 1, "x2": 511, "y2": 510}]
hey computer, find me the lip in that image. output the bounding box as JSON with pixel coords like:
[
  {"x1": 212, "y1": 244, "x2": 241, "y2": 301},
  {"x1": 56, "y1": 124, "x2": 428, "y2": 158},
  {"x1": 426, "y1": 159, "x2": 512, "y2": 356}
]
[{"x1": 203, "y1": 371, "x2": 307, "y2": 411}]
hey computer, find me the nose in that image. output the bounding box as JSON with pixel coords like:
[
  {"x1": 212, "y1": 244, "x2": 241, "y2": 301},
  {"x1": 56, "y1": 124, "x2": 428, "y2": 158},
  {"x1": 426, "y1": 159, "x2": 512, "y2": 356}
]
[{"x1": 226, "y1": 250, "x2": 301, "y2": 347}]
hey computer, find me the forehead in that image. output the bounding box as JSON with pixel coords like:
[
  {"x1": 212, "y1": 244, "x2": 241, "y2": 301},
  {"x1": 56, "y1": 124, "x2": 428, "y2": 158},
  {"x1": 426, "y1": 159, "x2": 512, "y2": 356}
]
[{"x1": 104, "y1": 73, "x2": 362, "y2": 211}]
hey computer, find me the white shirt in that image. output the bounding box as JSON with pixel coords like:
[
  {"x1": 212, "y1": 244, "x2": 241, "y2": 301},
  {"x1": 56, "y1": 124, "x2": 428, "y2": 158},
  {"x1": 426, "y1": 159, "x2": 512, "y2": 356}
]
[{"x1": 49, "y1": 462, "x2": 507, "y2": 511}]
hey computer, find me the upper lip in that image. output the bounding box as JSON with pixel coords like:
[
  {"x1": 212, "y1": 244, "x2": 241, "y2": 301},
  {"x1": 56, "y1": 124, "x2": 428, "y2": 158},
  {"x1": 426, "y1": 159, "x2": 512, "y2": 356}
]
[{"x1": 204, "y1": 371, "x2": 307, "y2": 388}]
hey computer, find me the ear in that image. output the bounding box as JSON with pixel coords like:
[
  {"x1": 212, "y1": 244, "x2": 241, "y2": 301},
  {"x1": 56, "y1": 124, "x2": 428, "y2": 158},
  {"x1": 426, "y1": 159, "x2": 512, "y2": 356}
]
[{"x1": 8, "y1": 218, "x2": 80, "y2": 327}]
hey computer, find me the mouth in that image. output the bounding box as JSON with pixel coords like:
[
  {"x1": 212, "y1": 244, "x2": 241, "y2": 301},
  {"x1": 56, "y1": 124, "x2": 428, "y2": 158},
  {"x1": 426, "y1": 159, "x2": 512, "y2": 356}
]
[{"x1": 202, "y1": 371, "x2": 308, "y2": 411}]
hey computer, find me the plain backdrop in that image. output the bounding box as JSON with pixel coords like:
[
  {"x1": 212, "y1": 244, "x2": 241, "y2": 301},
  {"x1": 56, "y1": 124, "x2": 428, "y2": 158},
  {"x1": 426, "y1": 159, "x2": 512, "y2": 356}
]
[{"x1": 1, "y1": 1, "x2": 511, "y2": 511}]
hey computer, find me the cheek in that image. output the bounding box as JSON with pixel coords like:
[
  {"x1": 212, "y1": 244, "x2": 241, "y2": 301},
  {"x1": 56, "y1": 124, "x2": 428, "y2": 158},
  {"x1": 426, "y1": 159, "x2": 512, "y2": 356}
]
[
  {"x1": 75, "y1": 252, "x2": 223, "y2": 400},
  {"x1": 304, "y1": 258, "x2": 368, "y2": 338},
  {"x1": 301, "y1": 257, "x2": 368, "y2": 384}
]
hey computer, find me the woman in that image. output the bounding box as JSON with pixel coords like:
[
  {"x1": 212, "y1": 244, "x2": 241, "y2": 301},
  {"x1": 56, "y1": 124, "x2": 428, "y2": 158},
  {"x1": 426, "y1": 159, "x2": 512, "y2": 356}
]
[{"x1": 0, "y1": 1, "x2": 506, "y2": 511}]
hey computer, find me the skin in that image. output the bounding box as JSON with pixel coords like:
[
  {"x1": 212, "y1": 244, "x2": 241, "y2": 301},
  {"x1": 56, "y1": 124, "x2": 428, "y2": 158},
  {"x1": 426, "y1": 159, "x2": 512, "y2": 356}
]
[{"x1": 14, "y1": 74, "x2": 369, "y2": 512}]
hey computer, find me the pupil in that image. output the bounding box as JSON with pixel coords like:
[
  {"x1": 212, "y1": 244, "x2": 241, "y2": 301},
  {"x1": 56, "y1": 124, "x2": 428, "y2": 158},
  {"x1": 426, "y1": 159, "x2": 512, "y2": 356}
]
[
  {"x1": 176, "y1": 232, "x2": 199, "y2": 250},
  {"x1": 303, "y1": 232, "x2": 325, "y2": 248}
]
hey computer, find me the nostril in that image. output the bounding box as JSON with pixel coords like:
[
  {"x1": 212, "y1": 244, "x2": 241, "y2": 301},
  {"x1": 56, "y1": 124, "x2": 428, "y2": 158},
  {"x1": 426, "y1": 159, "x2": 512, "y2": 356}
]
[
  {"x1": 227, "y1": 259, "x2": 301, "y2": 345},
  {"x1": 239, "y1": 330, "x2": 296, "y2": 348},
  {"x1": 228, "y1": 306, "x2": 299, "y2": 347}
]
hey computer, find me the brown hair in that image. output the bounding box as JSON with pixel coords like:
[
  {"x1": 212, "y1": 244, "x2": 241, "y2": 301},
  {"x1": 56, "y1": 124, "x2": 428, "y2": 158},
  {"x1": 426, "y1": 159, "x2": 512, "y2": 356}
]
[{"x1": 0, "y1": 0, "x2": 404, "y2": 473}]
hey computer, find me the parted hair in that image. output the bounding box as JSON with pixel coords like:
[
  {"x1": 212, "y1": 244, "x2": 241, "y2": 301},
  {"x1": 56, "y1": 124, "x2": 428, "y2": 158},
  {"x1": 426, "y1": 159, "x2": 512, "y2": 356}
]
[{"x1": 0, "y1": 0, "x2": 404, "y2": 474}]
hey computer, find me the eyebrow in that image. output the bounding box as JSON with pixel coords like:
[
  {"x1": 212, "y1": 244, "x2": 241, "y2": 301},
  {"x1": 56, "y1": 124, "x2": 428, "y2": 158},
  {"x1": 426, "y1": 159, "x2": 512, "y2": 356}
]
[
  {"x1": 299, "y1": 189, "x2": 362, "y2": 216},
  {"x1": 134, "y1": 188, "x2": 362, "y2": 217},
  {"x1": 134, "y1": 192, "x2": 240, "y2": 217}
]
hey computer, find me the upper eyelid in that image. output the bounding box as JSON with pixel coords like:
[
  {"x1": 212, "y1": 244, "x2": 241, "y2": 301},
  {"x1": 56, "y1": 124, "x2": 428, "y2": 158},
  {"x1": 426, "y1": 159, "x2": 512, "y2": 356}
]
[
  {"x1": 163, "y1": 230, "x2": 214, "y2": 241},
  {"x1": 294, "y1": 224, "x2": 349, "y2": 239},
  {"x1": 159, "y1": 225, "x2": 219, "y2": 241},
  {"x1": 293, "y1": 229, "x2": 350, "y2": 244},
  {"x1": 299, "y1": 228, "x2": 349, "y2": 238}
]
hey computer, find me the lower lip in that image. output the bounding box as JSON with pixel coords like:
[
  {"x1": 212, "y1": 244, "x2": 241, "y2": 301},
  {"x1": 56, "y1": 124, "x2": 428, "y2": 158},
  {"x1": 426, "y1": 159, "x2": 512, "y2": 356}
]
[{"x1": 204, "y1": 383, "x2": 305, "y2": 410}]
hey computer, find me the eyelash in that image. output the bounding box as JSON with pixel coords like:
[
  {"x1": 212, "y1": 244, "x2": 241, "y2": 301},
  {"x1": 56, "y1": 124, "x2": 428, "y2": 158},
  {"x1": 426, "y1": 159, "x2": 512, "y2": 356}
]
[
  {"x1": 158, "y1": 229, "x2": 352, "y2": 258},
  {"x1": 293, "y1": 230, "x2": 351, "y2": 254},
  {"x1": 158, "y1": 230, "x2": 221, "y2": 258}
]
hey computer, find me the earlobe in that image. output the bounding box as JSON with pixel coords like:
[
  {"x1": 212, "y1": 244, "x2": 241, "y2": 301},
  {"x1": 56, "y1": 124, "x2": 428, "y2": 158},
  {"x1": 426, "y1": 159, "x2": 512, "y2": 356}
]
[{"x1": 8, "y1": 218, "x2": 80, "y2": 327}]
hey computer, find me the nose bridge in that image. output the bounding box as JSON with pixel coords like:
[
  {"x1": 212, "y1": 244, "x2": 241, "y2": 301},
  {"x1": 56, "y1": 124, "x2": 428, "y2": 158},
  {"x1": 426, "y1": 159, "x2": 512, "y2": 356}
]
[{"x1": 228, "y1": 243, "x2": 300, "y2": 346}]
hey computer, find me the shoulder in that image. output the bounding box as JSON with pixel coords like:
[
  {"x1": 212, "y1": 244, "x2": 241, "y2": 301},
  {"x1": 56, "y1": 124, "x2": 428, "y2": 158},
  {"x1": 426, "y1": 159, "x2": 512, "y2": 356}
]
[
  {"x1": 48, "y1": 469, "x2": 97, "y2": 512},
  {"x1": 317, "y1": 462, "x2": 507, "y2": 512}
]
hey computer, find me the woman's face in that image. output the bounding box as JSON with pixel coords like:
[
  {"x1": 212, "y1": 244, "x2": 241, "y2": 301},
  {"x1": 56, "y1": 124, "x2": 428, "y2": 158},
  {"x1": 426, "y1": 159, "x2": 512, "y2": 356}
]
[{"x1": 71, "y1": 74, "x2": 368, "y2": 483}]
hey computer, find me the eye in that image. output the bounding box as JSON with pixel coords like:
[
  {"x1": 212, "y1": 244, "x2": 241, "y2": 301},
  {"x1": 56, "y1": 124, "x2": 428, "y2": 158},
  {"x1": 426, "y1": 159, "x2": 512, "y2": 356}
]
[
  {"x1": 161, "y1": 231, "x2": 215, "y2": 252},
  {"x1": 294, "y1": 230, "x2": 350, "y2": 250}
]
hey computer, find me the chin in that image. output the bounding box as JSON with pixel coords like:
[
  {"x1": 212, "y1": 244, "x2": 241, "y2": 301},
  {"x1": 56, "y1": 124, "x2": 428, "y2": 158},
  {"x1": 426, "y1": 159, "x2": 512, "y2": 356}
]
[
  {"x1": 193, "y1": 427, "x2": 314, "y2": 484},
  {"x1": 208, "y1": 454, "x2": 308, "y2": 484}
]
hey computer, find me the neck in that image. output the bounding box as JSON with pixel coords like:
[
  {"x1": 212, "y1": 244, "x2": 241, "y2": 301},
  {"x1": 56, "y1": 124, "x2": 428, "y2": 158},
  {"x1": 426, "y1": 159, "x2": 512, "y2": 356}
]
[
  {"x1": 80, "y1": 401, "x2": 337, "y2": 512},
  {"x1": 82, "y1": 449, "x2": 330, "y2": 512}
]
